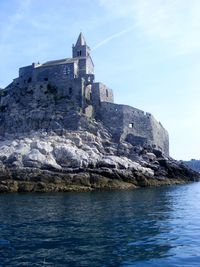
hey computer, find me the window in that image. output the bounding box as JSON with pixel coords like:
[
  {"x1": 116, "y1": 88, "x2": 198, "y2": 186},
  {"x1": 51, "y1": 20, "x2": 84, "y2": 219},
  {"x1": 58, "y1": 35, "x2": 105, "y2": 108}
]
[
  {"x1": 77, "y1": 50, "x2": 82, "y2": 57},
  {"x1": 106, "y1": 89, "x2": 109, "y2": 97},
  {"x1": 44, "y1": 78, "x2": 48, "y2": 81},
  {"x1": 69, "y1": 87, "x2": 72, "y2": 95},
  {"x1": 63, "y1": 66, "x2": 70, "y2": 76},
  {"x1": 28, "y1": 77, "x2": 32, "y2": 83},
  {"x1": 129, "y1": 123, "x2": 134, "y2": 128},
  {"x1": 66, "y1": 67, "x2": 70, "y2": 75},
  {"x1": 63, "y1": 67, "x2": 67, "y2": 75}
]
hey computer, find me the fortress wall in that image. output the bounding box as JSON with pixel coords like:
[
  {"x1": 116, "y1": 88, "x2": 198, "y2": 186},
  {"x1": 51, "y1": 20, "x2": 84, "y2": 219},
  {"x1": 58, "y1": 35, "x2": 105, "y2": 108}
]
[
  {"x1": 17, "y1": 63, "x2": 84, "y2": 109},
  {"x1": 19, "y1": 65, "x2": 33, "y2": 77},
  {"x1": 97, "y1": 102, "x2": 124, "y2": 141},
  {"x1": 16, "y1": 65, "x2": 34, "y2": 86},
  {"x1": 96, "y1": 102, "x2": 169, "y2": 153},
  {"x1": 16, "y1": 63, "x2": 78, "y2": 88},
  {"x1": 96, "y1": 102, "x2": 152, "y2": 145},
  {"x1": 119, "y1": 105, "x2": 152, "y2": 146},
  {"x1": 149, "y1": 115, "x2": 169, "y2": 155},
  {"x1": 0, "y1": 79, "x2": 85, "y2": 135},
  {"x1": 51, "y1": 77, "x2": 84, "y2": 107},
  {"x1": 30, "y1": 79, "x2": 83, "y2": 107},
  {"x1": 91, "y1": 83, "x2": 101, "y2": 115},
  {"x1": 96, "y1": 102, "x2": 145, "y2": 140},
  {"x1": 99, "y1": 84, "x2": 114, "y2": 103},
  {"x1": 121, "y1": 106, "x2": 169, "y2": 154},
  {"x1": 92, "y1": 82, "x2": 114, "y2": 110}
]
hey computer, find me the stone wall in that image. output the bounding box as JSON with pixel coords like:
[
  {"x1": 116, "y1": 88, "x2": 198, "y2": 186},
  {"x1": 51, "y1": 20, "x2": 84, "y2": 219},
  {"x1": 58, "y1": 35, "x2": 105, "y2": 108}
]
[
  {"x1": 15, "y1": 62, "x2": 78, "y2": 89},
  {"x1": 92, "y1": 82, "x2": 114, "y2": 114},
  {"x1": 13, "y1": 62, "x2": 85, "y2": 108},
  {"x1": 96, "y1": 102, "x2": 169, "y2": 155},
  {"x1": 78, "y1": 57, "x2": 94, "y2": 76},
  {"x1": 0, "y1": 32, "x2": 169, "y2": 156},
  {"x1": 150, "y1": 115, "x2": 169, "y2": 154},
  {"x1": 96, "y1": 102, "x2": 124, "y2": 141},
  {"x1": 0, "y1": 77, "x2": 86, "y2": 135},
  {"x1": 35, "y1": 63, "x2": 77, "y2": 83}
]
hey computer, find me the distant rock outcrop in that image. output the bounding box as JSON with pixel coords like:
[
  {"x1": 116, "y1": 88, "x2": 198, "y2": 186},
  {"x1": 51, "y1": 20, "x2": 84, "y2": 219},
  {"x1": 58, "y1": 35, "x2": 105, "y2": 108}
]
[{"x1": 183, "y1": 160, "x2": 200, "y2": 173}]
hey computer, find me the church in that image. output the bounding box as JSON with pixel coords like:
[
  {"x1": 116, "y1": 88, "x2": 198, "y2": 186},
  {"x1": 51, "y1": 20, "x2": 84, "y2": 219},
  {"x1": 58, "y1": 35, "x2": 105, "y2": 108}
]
[{"x1": 1, "y1": 33, "x2": 169, "y2": 155}]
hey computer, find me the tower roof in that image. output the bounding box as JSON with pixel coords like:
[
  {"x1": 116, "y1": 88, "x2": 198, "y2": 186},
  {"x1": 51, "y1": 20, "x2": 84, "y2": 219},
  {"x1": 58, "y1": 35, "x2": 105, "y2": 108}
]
[{"x1": 75, "y1": 32, "x2": 87, "y2": 46}]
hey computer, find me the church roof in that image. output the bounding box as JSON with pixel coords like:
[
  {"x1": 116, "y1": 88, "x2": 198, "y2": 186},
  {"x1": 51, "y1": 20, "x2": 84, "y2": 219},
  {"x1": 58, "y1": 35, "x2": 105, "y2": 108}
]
[
  {"x1": 75, "y1": 32, "x2": 87, "y2": 46},
  {"x1": 40, "y1": 58, "x2": 78, "y2": 67}
]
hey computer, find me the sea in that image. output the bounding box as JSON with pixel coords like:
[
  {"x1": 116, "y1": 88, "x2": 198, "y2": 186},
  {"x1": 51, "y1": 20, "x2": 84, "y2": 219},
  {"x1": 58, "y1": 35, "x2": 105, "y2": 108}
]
[{"x1": 0, "y1": 182, "x2": 200, "y2": 266}]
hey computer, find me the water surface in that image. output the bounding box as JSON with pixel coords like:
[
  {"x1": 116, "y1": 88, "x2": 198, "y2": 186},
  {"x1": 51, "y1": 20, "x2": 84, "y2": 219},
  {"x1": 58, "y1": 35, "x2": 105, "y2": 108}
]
[{"x1": 0, "y1": 183, "x2": 200, "y2": 266}]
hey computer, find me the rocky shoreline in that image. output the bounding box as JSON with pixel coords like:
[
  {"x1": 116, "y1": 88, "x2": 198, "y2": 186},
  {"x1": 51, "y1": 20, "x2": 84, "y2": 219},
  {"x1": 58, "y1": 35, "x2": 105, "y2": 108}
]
[
  {"x1": 0, "y1": 129, "x2": 199, "y2": 193},
  {"x1": 0, "y1": 167, "x2": 198, "y2": 193}
]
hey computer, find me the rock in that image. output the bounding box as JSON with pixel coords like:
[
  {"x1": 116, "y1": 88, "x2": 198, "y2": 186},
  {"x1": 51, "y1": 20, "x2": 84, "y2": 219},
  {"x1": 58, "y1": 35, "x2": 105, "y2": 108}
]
[
  {"x1": 30, "y1": 141, "x2": 53, "y2": 155},
  {"x1": 153, "y1": 149, "x2": 163, "y2": 158},
  {"x1": 145, "y1": 152, "x2": 157, "y2": 162},
  {"x1": 24, "y1": 149, "x2": 46, "y2": 163},
  {"x1": 23, "y1": 148, "x2": 61, "y2": 170},
  {"x1": 98, "y1": 156, "x2": 137, "y2": 170},
  {"x1": 0, "y1": 129, "x2": 198, "y2": 193},
  {"x1": 53, "y1": 145, "x2": 89, "y2": 168},
  {"x1": 5, "y1": 153, "x2": 22, "y2": 166},
  {"x1": 0, "y1": 181, "x2": 18, "y2": 193},
  {"x1": 97, "y1": 157, "x2": 117, "y2": 169}
]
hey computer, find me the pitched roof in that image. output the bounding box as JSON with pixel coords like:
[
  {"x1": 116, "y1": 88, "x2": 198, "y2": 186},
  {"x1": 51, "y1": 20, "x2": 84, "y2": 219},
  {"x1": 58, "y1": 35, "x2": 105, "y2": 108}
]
[
  {"x1": 40, "y1": 58, "x2": 77, "y2": 67},
  {"x1": 75, "y1": 32, "x2": 87, "y2": 46}
]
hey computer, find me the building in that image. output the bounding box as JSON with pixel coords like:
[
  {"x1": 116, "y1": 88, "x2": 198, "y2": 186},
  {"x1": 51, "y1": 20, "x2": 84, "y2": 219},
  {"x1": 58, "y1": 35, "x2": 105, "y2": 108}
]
[{"x1": 0, "y1": 33, "x2": 169, "y2": 155}]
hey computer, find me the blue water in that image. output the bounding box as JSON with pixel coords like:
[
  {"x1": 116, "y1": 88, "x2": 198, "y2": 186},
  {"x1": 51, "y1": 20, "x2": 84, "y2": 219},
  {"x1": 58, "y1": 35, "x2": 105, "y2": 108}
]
[{"x1": 0, "y1": 183, "x2": 200, "y2": 266}]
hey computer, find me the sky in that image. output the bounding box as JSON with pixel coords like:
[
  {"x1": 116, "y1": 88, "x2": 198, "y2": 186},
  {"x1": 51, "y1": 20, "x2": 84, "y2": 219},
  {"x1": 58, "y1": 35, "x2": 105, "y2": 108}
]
[{"x1": 0, "y1": 0, "x2": 200, "y2": 160}]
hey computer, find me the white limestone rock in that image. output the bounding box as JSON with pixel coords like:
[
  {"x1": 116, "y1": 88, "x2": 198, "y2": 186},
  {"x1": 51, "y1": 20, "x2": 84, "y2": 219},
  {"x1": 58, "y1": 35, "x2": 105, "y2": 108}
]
[
  {"x1": 15, "y1": 143, "x2": 30, "y2": 155},
  {"x1": 30, "y1": 141, "x2": 53, "y2": 155},
  {"x1": 98, "y1": 156, "x2": 140, "y2": 170},
  {"x1": 53, "y1": 145, "x2": 89, "y2": 168},
  {"x1": 23, "y1": 148, "x2": 61, "y2": 170}
]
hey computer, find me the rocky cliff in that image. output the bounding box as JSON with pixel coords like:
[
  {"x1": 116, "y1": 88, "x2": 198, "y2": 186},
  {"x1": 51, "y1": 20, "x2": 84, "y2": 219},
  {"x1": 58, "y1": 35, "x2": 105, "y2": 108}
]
[{"x1": 0, "y1": 116, "x2": 199, "y2": 193}]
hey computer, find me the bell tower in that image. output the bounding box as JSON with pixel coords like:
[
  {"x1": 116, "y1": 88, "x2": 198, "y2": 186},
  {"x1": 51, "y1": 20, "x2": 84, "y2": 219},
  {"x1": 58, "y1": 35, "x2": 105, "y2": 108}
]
[
  {"x1": 72, "y1": 33, "x2": 94, "y2": 76},
  {"x1": 72, "y1": 32, "x2": 91, "y2": 58}
]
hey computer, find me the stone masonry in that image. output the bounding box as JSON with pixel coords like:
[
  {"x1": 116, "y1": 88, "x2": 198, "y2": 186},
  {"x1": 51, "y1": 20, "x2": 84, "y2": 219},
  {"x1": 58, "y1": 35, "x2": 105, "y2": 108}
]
[{"x1": 0, "y1": 33, "x2": 169, "y2": 155}]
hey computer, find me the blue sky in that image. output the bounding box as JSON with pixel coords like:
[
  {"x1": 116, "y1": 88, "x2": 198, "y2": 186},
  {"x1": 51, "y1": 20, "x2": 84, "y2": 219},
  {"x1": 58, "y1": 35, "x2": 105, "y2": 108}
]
[{"x1": 0, "y1": 0, "x2": 200, "y2": 160}]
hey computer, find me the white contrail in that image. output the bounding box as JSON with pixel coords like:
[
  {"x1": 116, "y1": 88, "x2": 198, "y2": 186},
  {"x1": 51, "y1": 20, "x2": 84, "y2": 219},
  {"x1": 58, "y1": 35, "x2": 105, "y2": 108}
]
[{"x1": 92, "y1": 26, "x2": 135, "y2": 51}]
